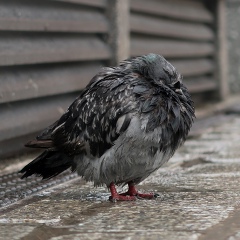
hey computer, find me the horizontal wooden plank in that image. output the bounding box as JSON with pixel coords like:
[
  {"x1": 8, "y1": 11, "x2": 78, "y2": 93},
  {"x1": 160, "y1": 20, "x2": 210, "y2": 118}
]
[
  {"x1": 0, "y1": 132, "x2": 40, "y2": 158},
  {"x1": 0, "y1": 2, "x2": 108, "y2": 32},
  {"x1": 0, "y1": 35, "x2": 111, "y2": 66},
  {"x1": 0, "y1": 93, "x2": 78, "y2": 142},
  {"x1": 0, "y1": 18, "x2": 108, "y2": 33},
  {"x1": 184, "y1": 77, "x2": 217, "y2": 93},
  {"x1": 130, "y1": 38, "x2": 214, "y2": 58},
  {"x1": 171, "y1": 59, "x2": 215, "y2": 77},
  {"x1": 52, "y1": 0, "x2": 107, "y2": 7},
  {"x1": 0, "y1": 62, "x2": 103, "y2": 103},
  {"x1": 131, "y1": 0, "x2": 213, "y2": 23},
  {"x1": 131, "y1": 14, "x2": 214, "y2": 41}
]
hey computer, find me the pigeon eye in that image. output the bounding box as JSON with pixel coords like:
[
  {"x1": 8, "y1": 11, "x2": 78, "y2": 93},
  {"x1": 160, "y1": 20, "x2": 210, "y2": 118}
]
[
  {"x1": 173, "y1": 81, "x2": 181, "y2": 89},
  {"x1": 173, "y1": 80, "x2": 184, "y2": 95}
]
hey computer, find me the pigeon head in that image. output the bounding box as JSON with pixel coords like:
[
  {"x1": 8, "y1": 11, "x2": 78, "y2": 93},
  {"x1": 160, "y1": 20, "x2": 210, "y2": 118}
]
[
  {"x1": 132, "y1": 53, "x2": 179, "y2": 84},
  {"x1": 131, "y1": 53, "x2": 183, "y2": 95}
]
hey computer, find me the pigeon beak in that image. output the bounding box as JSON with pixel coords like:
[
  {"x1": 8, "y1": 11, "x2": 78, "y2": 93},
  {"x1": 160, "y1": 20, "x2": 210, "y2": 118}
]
[
  {"x1": 175, "y1": 88, "x2": 187, "y2": 100},
  {"x1": 175, "y1": 89, "x2": 183, "y2": 95}
]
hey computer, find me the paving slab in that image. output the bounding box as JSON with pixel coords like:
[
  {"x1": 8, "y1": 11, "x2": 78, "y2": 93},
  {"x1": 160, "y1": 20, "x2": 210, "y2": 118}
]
[{"x1": 1, "y1": 113, "x2": 240, "y2": 240}]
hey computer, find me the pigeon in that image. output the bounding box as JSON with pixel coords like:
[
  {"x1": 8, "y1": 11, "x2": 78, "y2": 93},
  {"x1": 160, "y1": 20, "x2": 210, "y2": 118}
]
[{"x1": 20, "y1": 53, "x2": 195, "y2": 201}]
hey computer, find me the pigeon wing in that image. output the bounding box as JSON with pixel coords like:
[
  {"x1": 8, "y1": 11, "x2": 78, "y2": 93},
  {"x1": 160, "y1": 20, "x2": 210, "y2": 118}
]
[{"x1": 49, "y1": 69, "x2": 136, "y2": 157}]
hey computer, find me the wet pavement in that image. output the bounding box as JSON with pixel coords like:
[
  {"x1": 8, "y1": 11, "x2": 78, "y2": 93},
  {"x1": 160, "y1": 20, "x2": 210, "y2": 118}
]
[{"x1": 1, "y1": 104, "x2": 240, "y2": 240}]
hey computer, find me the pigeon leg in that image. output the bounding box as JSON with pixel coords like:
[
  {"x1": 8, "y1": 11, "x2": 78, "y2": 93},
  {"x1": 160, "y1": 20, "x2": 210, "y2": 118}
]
[
  {"x1": 120, "y1": 182, "x2": 159, "y2": 199},
  {"x1": 109, "y1": 182, "x2": 136, "y2": 202}
]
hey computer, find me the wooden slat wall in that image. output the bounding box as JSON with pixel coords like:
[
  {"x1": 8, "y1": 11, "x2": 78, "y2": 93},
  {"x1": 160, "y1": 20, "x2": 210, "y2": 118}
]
[
  {"x1": 0, "y1": 0, "x2": 223, "y2": 158},
  {"x1": 130, "y1": 0, "x2": 217, "y2": 94},
  {"x1": 0, "y1": 0, "x2": 110, "y2": 157}
]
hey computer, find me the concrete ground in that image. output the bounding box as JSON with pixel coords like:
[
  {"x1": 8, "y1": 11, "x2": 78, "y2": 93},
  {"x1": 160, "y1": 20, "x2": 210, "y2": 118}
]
[{"x1": 1, "y1": 103, "x2": 240, "y2": 240}]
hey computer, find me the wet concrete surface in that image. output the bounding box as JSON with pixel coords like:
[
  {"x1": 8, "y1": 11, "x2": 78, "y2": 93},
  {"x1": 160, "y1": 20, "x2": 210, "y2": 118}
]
[{"x1": 1, "y1": 110, "x2": 240, "y2": 239}]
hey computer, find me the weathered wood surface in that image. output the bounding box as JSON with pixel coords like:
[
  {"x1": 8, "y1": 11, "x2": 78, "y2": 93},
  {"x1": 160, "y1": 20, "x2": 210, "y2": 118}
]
[
  {"x1": 52, "y1": 0, "x2": 107, "y2": 7},
  {"x1": 0, "y1": 94, "x2": 77, "y2": 142},
  {"x1": 131, "y1": 0, "x2": 213, "y2": 23},
  {"x1": 0, "y1": 2, "x2": 108, "y2": 32},
  {"x1": 216, "y1": 0, "x2": 229, "y2": 99},
  {"x1": 131, "y1": 14, "x2": 214, "y2": 41},
  {"x1": 0, "y1": 35, "x2": 111, "y2": 66},
  {"x1": 107, "y1": 0, "x2": 130, "y2": 64},
  {"x1": 131, "y1": 38, "x2": 214, "y2": 58},
  {"x1": 184, "y1": 77, "x2": 217, "y2": 93},
  {"x1": 0, "y1": 63, "x2": 102, "y2": 103},
  {"x1": 172, "y1": 59, "x2": 214, "y2": 77}
]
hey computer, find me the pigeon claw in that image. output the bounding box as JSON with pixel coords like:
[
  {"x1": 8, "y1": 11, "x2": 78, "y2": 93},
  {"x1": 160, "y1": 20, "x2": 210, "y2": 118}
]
[
  {"x1": 109, "y1": 182, "x2": 159, "y2": 202},
  {"x1": 109, "y1": 182, "x2": 137, "y2": 202}
]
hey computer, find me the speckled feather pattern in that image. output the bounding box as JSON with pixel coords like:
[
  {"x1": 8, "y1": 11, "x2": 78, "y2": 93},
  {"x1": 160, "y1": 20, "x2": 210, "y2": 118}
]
[{"x1": 20, "y1": 54, "x2": 195, "y2": 187}]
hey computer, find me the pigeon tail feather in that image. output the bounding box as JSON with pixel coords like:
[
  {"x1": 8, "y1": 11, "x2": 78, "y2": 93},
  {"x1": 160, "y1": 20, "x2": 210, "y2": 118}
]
[
  {"x1": 25, "y1": 139, "x2": 54, "y2": 149},
  {"x1": 19, "y1": 151, "x2": 76, "y2": 179}
]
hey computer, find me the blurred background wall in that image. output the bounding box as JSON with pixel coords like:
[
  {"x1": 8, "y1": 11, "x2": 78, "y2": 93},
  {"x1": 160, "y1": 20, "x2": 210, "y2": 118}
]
[
  {"x1": 0, "y1": 0, "x2": 231, "y2": 158},
  {"x1": 227, "y1": 0, "x2": 240, "y2": 93}
]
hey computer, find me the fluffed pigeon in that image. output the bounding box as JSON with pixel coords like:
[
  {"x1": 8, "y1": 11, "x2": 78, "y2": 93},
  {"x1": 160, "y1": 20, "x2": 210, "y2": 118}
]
[{"x1": 20, "y1": 53, "x2": 195, "y2": 201}]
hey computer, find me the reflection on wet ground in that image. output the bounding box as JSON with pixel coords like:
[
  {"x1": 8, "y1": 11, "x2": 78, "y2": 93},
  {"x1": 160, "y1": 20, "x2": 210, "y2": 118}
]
[{"x1": 1, "y1": 113, "x2": 240, "y2": 239}]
